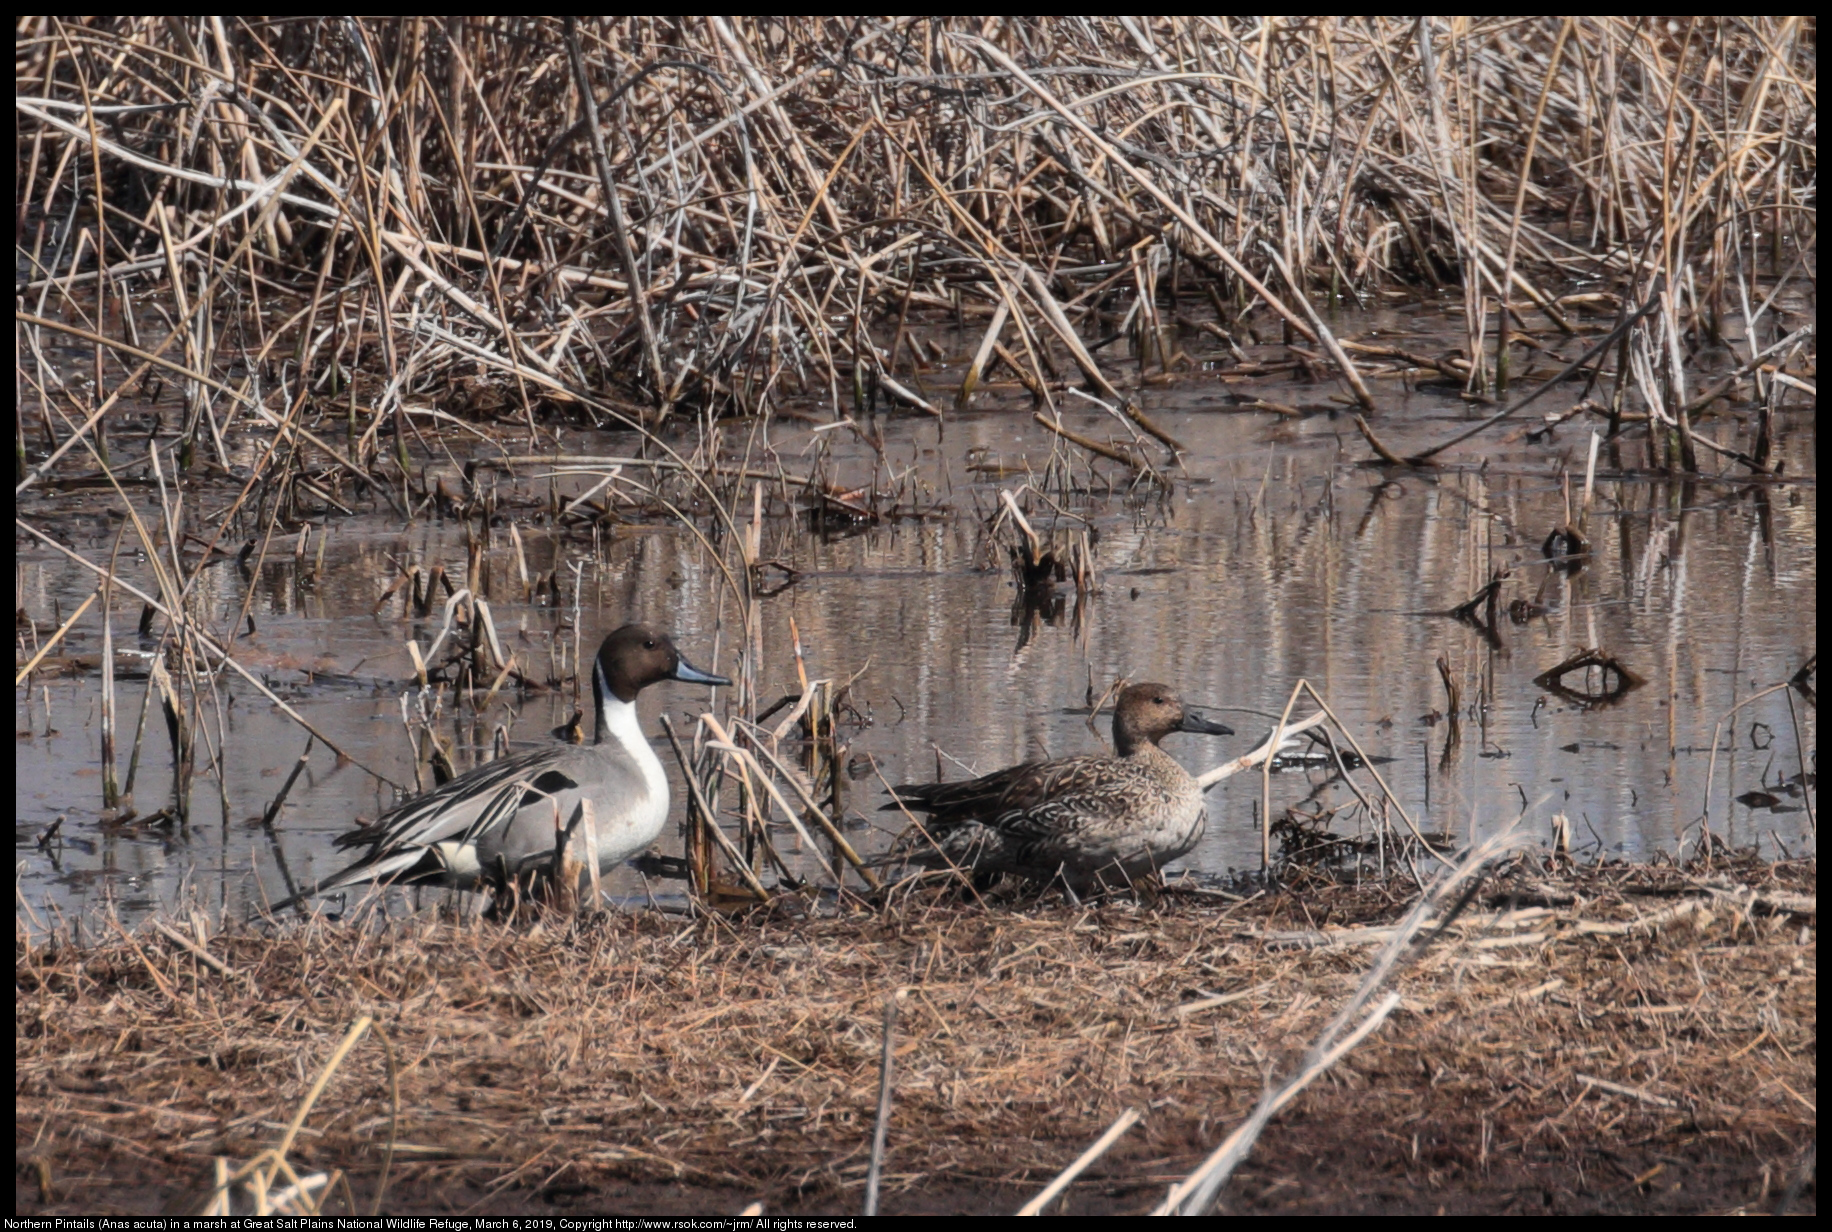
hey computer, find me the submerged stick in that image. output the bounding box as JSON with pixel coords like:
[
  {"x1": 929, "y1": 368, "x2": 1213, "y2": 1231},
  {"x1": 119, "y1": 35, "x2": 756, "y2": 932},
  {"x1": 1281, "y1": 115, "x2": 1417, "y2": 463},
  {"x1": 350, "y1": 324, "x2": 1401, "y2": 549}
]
[
  {"x1": 1403, "y1": 283, "x2": 1664, "y2": 464},
  {"x1": 1033, "y1": 412, "x2": 1141, "y2": 470}
]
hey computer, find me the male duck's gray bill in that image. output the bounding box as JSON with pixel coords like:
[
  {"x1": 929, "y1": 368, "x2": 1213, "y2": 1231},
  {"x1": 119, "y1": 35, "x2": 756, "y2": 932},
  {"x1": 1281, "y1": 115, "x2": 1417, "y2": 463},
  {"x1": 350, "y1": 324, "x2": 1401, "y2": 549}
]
[{"x1": 670, "y1": 656, "x2": 730, "y2": 687}]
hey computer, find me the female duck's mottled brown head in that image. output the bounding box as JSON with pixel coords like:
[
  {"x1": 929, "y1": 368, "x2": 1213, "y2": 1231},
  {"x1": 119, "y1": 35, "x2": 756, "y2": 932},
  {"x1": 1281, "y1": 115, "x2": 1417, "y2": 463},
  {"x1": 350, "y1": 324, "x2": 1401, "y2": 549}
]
[{"x1": 1112, "y1": 682, "x2": 1233, "y2": 756}]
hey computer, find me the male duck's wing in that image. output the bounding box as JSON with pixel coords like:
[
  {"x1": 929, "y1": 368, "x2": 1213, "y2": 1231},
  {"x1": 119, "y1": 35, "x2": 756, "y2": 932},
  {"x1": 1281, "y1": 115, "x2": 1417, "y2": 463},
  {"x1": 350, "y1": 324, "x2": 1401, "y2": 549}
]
[
  {"x1": 324, "y1": 746, "x2": 584, "y2": 887},
  {"x1": 485, "y1": 739, "x2": 657, "y2": 876}
]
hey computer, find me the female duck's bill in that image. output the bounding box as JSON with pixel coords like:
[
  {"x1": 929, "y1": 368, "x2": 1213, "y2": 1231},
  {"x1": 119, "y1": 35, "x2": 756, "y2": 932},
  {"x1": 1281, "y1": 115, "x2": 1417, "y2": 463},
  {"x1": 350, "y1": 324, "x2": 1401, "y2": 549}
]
[
  {"x1": 882, "y1": 682, "x2": 1232, "y2": 894},
  {"x1": 276, "y1": 624, "x2": 728, "y2": 913}
]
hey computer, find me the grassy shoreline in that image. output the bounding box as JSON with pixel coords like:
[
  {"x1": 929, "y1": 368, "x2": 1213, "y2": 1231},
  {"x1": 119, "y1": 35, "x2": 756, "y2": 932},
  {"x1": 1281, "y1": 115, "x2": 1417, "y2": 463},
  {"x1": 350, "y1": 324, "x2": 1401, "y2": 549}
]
[{"x1": 17, "y1": 856, "x2": 1816, "y2": 1215}]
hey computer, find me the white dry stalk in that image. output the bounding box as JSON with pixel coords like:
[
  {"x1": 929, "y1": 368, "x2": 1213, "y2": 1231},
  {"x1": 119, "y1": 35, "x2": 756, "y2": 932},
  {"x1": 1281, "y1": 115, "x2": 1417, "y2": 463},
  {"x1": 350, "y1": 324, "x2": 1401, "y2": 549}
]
[
  {"x1": 1153, "y1": 822, "x2": 1531, "y2": 1214},
  {"x1": 1017, "y1": 1106, "x2": 1143, "y2": 1215}
]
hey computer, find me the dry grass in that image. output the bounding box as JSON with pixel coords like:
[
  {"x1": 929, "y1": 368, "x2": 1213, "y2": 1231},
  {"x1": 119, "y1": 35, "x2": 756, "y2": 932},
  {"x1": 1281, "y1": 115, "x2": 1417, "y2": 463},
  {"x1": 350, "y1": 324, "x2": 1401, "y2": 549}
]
[
  {"x1": 14, "y1": 21, "x2": 1816, "y2": 1213},
  {"x1": 17, "y1": 856, "x2": 1815, "y2": 1214},
  {"x1": 16, "y1": 17, "x2": 1815, "y2": 433}
]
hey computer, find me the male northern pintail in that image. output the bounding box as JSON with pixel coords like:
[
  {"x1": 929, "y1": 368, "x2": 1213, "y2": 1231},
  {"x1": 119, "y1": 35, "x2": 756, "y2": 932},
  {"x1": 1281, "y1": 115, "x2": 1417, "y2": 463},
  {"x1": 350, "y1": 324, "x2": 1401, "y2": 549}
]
[
  {"x1": 285, "y1": 624, "x2": 727, "y2": 908},
  {"x1": 882, "y1": 683, "x2": 1232, "y2": 890}
]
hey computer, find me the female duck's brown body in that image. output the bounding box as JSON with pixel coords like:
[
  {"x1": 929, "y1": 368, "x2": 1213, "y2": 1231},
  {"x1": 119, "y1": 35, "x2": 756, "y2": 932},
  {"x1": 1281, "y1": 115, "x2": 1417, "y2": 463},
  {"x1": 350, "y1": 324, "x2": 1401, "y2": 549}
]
[{"x1": 884, "y1": 683, "x2": 1232, "y2": 890}]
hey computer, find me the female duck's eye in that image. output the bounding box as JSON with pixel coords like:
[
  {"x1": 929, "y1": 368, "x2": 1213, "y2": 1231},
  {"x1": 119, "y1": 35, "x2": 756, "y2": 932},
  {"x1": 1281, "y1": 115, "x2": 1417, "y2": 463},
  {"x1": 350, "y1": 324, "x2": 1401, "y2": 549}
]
[{"x1": 645, "y1": 640, "x2": 656, "y2": 650}]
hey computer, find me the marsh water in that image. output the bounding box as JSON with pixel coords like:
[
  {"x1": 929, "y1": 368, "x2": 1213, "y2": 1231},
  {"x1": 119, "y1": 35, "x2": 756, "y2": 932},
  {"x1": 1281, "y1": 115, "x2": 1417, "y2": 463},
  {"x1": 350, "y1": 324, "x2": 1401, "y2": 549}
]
[{"x1": 16, "y1": 303, "x2": 1817, "y2": 926}]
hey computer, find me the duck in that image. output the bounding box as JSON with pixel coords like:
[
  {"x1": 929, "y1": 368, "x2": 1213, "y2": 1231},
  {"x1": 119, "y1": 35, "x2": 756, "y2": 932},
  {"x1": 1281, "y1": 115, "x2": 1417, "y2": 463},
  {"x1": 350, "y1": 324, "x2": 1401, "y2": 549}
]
[
  {"x1": 881, "y1": 682, "x2": 1232, "y2": 891},
  {"x1": 280, "y1": 624, "x2": 728, "y2": 909}
]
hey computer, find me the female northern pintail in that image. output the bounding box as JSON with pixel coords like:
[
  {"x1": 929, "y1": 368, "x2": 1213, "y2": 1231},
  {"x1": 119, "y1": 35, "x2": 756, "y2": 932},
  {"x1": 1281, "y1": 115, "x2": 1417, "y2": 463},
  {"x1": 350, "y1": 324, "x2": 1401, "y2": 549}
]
[
  {"x1": 288, "y1": 624, "x2": 727, "y2": 907},
  {"x1": 883, "y1": 683, "x2": 1232, "y2": 890}
]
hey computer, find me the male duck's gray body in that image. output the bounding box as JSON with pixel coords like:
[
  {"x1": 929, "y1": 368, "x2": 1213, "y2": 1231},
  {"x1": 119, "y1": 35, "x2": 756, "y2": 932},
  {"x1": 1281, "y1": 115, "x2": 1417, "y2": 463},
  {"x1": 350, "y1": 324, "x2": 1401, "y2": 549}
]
[
  {"x1": 309, "y1": 624, "x2": 727, "y2": 899},
  {"x1": 885, "y1": 683, "x2": 1232, "y2": 889}
]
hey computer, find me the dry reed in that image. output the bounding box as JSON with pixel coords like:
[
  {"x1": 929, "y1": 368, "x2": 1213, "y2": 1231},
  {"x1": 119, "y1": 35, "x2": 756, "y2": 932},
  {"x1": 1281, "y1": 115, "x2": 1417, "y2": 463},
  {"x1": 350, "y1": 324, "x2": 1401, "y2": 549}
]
[{"x1": 16, "y1": 17, "x2": 1814, "y2": 448}]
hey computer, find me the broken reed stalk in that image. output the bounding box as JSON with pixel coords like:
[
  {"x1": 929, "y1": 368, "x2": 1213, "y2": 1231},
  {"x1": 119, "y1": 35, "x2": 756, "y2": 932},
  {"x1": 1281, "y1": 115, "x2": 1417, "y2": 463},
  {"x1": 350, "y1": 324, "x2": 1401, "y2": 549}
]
[
  {"x1": 699, "y1": 718, "x2": 844, "y2": 888},
  {"x1": 1197, "y1": 677, "x2": 1444, "y2": 876},
  {"x1": 660, "y1": 713, "x2": 771, "y2": 905},
  {"x1": 1016, "y1": 1106, "x2": 1141, "y2": 1215},
  {"x1": 15, "y1": 519, "x2": 384, "y2": 778},
  {"x1": 1159, "y1": 992, "x2": 1405, "y2": 1215},
  {"x1": 1155, "y1": 822, "x2": 1531, "y2": 1214},
  {"x1": 198, "y1": 1014, "x2": 376, "y2": 1216},
  {"x1": 863, "y1": 989, "x2": 903, "y2": 1217},
  {"x1": 1403, "y1": 284, "x2": 1666, "y2": 464},
  {"x1": 13, "y1": 589, "x2": 96, "y2": 685},
  {"x1": 1195, "y1": 711, "x2": 1331, "y2": 791}
]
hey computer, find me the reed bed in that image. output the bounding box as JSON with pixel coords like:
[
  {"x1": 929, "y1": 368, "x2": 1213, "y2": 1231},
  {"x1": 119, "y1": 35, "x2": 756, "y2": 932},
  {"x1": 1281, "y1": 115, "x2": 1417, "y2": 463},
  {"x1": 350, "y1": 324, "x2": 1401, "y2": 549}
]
[
  {"x1": 14, "y1": 17, "x2": 1816, "y2": 840},
  {"x1": 16, "y1": 856, "x2": 1815, "y2": 1215},
  {"x1": 16, "y1": 17, "x2": 1815, "y2": 441}
]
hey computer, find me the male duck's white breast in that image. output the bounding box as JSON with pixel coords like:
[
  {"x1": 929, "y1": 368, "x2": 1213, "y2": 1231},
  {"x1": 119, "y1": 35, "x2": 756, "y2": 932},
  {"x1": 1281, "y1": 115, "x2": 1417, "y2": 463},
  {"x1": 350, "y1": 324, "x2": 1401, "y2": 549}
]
[{"x1": 593, "y1": 696, "x2": 672, "y2": 867}]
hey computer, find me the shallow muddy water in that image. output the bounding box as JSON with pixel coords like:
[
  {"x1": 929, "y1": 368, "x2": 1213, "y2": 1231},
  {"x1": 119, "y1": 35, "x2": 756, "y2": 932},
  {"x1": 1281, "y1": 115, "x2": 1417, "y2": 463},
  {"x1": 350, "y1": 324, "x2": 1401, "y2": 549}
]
[{"x1": 15, "y1": 304, "x2": 1817, "y2": 926}]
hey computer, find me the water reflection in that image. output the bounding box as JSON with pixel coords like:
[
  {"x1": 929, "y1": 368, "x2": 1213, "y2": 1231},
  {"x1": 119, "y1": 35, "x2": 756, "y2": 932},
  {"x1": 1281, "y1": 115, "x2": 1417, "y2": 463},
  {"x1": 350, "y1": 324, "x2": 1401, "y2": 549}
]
[{"x1": 15, "y1": 335, "x2": 1818, "y2": 923}]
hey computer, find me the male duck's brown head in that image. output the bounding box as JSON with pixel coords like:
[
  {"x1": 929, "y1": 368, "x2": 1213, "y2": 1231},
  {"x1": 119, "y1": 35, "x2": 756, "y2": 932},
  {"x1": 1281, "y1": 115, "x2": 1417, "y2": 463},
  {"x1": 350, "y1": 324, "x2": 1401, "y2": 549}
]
[{"x1": 591, "y1": 625, "x2": 730, "y2": 737}]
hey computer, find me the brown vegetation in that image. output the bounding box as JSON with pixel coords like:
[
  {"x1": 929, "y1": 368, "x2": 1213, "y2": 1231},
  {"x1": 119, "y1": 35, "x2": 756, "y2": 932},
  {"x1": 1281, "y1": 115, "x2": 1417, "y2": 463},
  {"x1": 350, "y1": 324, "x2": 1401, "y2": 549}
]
[
  {"x1": 13, "y1": 18, "x2": 1817, "y2": 1216},
  {"x1": 16, "y1": 858, "x2": 1816, "y2": 1215},
  {"x1": 16, "y1": 17, "x2": 1815, "y2": 443}
]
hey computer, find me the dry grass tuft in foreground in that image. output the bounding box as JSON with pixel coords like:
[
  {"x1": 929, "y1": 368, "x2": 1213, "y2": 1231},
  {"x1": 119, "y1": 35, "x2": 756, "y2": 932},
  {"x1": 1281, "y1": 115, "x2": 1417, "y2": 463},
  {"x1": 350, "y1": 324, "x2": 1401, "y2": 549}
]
[{"x1": 16, "y1": 856, "x2": 1815, "y2": 1216}]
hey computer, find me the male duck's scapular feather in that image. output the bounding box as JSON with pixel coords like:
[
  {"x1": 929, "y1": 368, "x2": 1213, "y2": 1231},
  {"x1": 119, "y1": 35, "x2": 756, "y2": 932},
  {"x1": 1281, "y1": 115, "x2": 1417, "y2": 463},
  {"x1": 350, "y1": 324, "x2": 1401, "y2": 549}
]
[
  {"x1": 281, "y1": 624, "x2": 727, "y2": 909},
  {"x1": 317, "y1": 742, "x2": 640, "y2": 890},
  {"x1": 883, "y1": 682, "x2": 1231, "y2": 889}
]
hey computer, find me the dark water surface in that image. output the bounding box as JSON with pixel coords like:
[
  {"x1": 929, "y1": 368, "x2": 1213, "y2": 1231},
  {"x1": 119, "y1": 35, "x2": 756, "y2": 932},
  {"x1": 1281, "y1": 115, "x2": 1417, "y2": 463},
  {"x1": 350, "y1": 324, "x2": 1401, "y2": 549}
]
[{"x1": 16, "y1": 308, "x2": 1817, "y2": 925}]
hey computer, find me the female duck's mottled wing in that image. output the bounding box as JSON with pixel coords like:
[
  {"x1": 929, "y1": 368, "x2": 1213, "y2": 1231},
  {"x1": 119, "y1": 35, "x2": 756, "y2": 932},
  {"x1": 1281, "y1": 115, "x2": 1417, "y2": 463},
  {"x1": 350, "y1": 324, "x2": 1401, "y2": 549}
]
[
  {"x1": 897, "y1": 769, "x2": 1146, "y2": 874},
  {"x1": 885, "y1": 754, "x2": 1150, "y2": 874},
  {"x1": 987, "y1": 761, "x2": 1168, "y2": 870},
  {"x1": 889, "y1": 754, "x2": 1113, "y2": 826}
]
